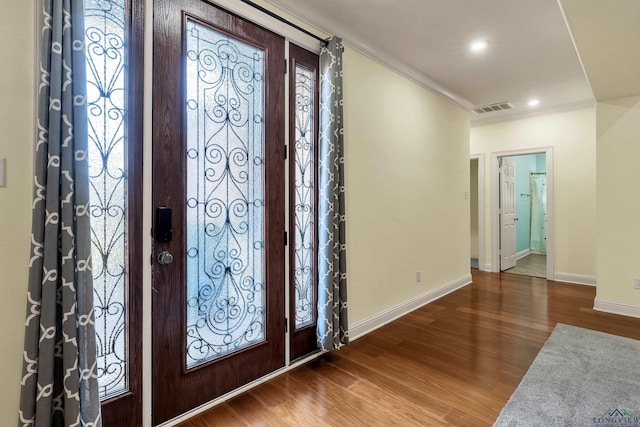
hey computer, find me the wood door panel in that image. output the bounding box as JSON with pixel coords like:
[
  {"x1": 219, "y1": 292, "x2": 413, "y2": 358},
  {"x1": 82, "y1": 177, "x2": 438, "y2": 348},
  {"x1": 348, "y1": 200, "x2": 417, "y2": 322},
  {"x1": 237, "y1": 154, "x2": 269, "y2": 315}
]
[{"x1": 152, "y1": 0, "x2": 285, "y2": 423}]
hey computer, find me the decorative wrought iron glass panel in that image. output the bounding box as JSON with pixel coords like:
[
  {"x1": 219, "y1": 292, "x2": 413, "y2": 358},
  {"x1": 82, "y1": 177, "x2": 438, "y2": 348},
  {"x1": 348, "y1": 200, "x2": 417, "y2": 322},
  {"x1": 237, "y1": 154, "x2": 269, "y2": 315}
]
[
  {"x1": 184, "y1": 20, "x2": 266, "y2": 368},
  {"x1": 84, "y1": 0, "x2": 128, "y2": 399},
  {"x1": 293, "y1": 65, "x2": 315, "y2": 329}
]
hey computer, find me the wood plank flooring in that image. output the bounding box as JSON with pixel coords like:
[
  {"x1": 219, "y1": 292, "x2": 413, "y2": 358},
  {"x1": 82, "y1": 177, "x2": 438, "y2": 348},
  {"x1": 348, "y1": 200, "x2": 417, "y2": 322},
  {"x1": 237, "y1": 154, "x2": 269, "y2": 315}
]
[{"x1": 178, "y1": 271, "x2": 640, "y2": 426}]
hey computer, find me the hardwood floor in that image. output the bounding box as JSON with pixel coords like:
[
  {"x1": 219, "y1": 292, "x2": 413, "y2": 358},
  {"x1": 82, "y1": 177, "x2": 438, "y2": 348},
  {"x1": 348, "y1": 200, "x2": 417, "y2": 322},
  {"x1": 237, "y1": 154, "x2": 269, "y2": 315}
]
[{"x1": 178, "y1": 271, "x2": 640, "y2": 426}]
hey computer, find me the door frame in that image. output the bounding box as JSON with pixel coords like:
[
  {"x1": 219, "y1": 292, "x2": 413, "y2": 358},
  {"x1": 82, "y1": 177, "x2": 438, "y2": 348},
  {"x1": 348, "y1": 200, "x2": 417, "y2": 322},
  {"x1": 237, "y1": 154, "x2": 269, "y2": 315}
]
[
  {"x1": 490, "y1": 147, "x2": 554, "y2": 279},
  {"x1": 470, "y1": 154, "x2": 485, "y2": 271}
]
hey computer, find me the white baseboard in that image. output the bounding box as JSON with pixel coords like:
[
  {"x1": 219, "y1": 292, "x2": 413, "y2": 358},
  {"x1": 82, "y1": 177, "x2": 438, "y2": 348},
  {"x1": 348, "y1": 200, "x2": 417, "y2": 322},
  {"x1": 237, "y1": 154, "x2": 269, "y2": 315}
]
[
  {"x1": 349, "y1": 274, "x2": 472, "y2": 341},
  {"x1": 553, "y1": 272, "x2": 596, "y2": 286},
  {"x1": 531, "y1": 250, "x2": 546, "y2": 255},
  {"x1": 516, "y1": 249, "x2": 531, "y2": 260},
  {"x1": 483, "y1": 264, "x2": 492, "y2": 272},
  {"x1": 594, "y1": 298, "x2": 640, "y2": 319}
]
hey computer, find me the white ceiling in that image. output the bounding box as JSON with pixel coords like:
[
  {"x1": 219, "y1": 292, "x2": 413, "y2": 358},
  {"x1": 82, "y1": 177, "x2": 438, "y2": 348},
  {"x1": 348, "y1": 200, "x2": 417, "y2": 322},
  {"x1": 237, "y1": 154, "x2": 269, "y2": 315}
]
[
  {"x1": 265, "y1": 0, "x2": 595, "y2": 124},
  {"x1": 560, "y1": 0, "x2": 640, "y2": 102}
]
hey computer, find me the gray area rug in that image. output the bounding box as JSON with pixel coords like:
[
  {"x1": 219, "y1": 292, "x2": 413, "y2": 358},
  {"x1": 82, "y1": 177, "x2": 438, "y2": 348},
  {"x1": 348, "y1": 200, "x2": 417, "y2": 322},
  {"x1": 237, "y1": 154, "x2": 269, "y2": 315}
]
[{"x1": 494, "y1": 324, "x2": 640, "y2": 426}]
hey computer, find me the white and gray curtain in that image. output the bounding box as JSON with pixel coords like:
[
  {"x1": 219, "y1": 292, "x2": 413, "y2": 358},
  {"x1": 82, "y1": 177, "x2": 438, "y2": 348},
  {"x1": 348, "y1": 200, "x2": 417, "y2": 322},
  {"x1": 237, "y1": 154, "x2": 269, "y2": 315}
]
[
  {"x1": 317, "y1": 36, "x2": 349, "y2": 351},
  {"x1": 20, "y1": 0, "x2": 102, "y2": 425}
]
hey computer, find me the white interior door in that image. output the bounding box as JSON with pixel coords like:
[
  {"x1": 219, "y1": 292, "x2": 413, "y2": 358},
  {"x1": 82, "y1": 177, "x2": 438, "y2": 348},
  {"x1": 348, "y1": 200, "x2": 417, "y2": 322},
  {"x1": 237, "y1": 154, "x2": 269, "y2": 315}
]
[{"x1": 500, "y1": 158, "x2": 517, "y2": 270}]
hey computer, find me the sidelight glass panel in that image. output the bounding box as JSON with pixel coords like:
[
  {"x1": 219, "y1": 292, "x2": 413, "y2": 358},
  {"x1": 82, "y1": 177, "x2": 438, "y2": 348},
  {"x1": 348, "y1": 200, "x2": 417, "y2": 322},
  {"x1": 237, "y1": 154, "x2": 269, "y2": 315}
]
[
  {"x1": 84, "y1": 0, "x2": 128, "y2": 399},
  {"x1": 184, "y1": 20, "x2": 266, "y2": 368},
  {"x1": 293, "y1": 65, "x2": 315, "y2": 329}
]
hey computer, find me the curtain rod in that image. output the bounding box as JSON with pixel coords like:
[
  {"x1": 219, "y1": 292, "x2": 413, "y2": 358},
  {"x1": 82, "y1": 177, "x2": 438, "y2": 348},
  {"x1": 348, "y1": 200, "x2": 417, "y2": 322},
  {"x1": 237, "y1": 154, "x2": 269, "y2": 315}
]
[{"x1": 239, "y1": 0, "x2": 328, "y2": 46}]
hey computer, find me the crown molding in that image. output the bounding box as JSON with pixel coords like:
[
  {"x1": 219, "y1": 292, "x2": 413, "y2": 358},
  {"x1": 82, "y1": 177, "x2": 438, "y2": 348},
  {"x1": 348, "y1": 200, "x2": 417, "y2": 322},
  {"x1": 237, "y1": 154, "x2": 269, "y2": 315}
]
[{"x1": 264, "y1": 0, "x2": 475, "y2": 111}]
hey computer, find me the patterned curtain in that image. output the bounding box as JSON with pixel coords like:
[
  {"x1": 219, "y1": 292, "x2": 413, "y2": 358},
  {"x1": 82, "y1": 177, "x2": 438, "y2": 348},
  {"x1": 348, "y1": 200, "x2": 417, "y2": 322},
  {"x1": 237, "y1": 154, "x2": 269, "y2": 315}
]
[
  {"x1": 19, "y1": 0, "x2": 102, "y2": 425},
  {"x1": 317, "y1": 36, "x2": 349, "y2": 351}
]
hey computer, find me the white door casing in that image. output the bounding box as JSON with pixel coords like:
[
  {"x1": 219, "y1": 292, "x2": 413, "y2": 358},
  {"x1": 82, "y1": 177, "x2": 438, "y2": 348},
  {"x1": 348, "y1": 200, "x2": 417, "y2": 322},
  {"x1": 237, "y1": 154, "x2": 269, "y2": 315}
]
[
  {"x1": 490, "y1": 147, "x2": 553, "y2": 278},
  {"x1": 500, "y1": 158, "x2": 516, "y2": 270},
  {"x1": 470, "y1": 153, "x2": 485, "y2": 271}
]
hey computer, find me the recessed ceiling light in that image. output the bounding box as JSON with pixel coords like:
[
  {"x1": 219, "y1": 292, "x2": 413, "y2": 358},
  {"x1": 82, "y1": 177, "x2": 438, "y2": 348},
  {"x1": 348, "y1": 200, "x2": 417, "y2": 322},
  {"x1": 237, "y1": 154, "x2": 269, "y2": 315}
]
[
  {"x1": 528, "y1": 99, "x2": 540, "y2": 107},
  {"x1": 469, "y1": 40, "x2": 489, "y2": 52}
]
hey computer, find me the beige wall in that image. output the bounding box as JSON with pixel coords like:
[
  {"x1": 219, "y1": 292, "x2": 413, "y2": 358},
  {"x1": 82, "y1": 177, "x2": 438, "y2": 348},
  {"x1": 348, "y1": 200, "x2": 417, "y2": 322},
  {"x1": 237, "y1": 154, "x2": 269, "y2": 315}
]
[
  {"x1": 470, "y1": 159, "x2": 479, "y2": 258},
  {"x1": 470, "y1": 108, "x2": 596, "y2": 276},
  {"x1": 596, "y1": 96, "x2": 640, "y2": 305},
  {"x1": 0, "y1": 0, "x2": 34, "y2": 420},
  {"x1": 343, "y1": 48, "x2": 470, "y2": 325}
]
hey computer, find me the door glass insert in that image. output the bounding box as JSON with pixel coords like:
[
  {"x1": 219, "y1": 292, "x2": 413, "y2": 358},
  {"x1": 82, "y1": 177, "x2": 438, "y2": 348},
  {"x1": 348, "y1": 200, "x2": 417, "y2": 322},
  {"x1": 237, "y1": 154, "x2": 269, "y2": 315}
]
[
  {"x1": 85, "y1": 0, "x2": 128, "y2": 399},
  {"x1": 184, "y1": 19, "x2": 266, "y2": 368},
  {"x1": 293, "y1": 64, "x2": 315, "y2": 329}
]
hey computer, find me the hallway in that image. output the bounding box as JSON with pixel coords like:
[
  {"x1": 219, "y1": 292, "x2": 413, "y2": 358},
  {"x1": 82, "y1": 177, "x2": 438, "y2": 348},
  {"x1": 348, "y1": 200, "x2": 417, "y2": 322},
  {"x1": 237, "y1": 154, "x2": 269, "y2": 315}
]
[{"x1": 180, "y1": 271, "x2": 640, "y2": 426}]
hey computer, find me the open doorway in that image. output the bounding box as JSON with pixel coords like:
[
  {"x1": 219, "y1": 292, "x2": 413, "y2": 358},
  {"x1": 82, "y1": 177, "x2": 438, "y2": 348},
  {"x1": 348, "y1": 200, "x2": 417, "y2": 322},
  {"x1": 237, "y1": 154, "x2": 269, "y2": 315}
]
[
  {"x1": 491, "y1": 147, "x2": 554, "y2": 280},
  {"x1": 500, "y1": 154, "x2": 546, "y2": 277}
]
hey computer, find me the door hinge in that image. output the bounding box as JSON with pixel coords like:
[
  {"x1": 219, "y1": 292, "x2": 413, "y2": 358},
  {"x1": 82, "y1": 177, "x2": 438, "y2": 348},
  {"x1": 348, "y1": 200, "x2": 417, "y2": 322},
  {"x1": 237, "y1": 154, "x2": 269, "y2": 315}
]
[
  {"x1": 284, "y1": 58, "x2": 288, "y2": 74},
  {"x1": 284, "y1": 144, "x2": 287, "y2": 160},
  {"x1": 285, "y1": 318, "x2": 288, "y2": 333},
  {"x1": 284, "y1": 231, "x2": 288, "y2": 246}
]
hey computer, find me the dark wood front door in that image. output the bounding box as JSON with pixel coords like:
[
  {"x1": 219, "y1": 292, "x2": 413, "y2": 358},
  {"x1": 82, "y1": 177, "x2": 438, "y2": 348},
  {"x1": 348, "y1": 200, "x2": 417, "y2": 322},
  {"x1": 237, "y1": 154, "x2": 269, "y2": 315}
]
[{"x1": 152, "y1": 0, "x2": 285, "y2": 423}]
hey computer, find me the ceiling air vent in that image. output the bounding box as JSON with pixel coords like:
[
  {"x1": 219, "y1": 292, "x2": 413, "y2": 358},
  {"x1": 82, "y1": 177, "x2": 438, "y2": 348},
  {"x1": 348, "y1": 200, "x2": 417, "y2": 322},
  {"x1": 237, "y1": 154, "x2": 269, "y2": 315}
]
[{"x1": 473, "y1": 102, "x2": 514, "y2": 115}]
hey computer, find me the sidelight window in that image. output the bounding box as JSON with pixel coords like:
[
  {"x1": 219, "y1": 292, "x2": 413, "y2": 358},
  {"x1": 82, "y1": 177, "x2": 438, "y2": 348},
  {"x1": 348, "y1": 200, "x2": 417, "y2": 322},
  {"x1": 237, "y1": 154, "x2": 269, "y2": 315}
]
[
  {"x1": 84, "y1": 0, "x2": 128, "y2": 399},
  {"x1": 292, "y1": 64, "x2": 316, "y2": 329}
]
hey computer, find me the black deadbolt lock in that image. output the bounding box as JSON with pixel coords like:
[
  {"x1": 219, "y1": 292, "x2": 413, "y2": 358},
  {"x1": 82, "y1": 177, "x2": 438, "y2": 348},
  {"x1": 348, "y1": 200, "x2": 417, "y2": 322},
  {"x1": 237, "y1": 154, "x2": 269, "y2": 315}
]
[{"x1": 155, "y1": 207, "x2": 172, "y2": 243}]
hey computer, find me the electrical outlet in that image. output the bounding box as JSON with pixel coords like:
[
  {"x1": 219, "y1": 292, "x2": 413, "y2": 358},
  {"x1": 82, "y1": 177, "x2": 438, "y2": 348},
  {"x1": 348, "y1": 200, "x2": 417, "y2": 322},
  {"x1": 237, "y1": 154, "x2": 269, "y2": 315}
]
[
  {"x1": 634, "y1": 277, "x2": 640, "y2": 290},
  {"x1": 416, "y1": 271, "x2": 421, "y2": 283}
]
